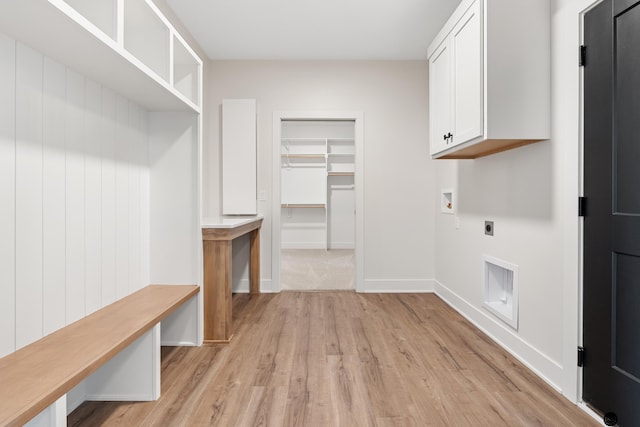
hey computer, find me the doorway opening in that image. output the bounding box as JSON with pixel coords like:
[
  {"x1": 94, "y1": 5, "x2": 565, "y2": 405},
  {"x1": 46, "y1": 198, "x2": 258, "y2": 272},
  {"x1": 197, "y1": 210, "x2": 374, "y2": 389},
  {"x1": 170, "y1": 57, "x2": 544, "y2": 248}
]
[{"x1": 272, "y1": 112, "x2": 364, "y2": 292}]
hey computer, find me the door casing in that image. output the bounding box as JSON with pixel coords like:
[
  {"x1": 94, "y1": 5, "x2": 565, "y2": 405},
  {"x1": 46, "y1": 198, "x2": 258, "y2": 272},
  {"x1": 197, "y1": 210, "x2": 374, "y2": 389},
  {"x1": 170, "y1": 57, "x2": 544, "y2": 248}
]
[{"x1": 272, "y1": 111, "x2": 364, "y2": 293}]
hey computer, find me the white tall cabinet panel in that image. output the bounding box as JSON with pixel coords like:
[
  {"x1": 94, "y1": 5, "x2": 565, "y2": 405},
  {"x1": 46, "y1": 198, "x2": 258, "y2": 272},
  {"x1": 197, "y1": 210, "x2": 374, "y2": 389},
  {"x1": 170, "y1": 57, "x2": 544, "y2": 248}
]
[
  {"x1": 42, "y1": 57, "x2": 67, "y2": 334},
  {"x1": 222, "y1": 99, "x2": 257, "y2": 215},
  {"x1": 85, "y1": 80, "x2": 103, "y2": 315},
  {"x1": 65, "y1": 69, "x2": 86, "y2": 324},
  {"x1": 0, "y1": 34, "x2": 15, "y2": 357},
  {"x1": 15, "y1": 43, "x2": 44, "y2": 349},
  {"x1": 101, "y1": 88, "x2": 117, "y2": 306}
]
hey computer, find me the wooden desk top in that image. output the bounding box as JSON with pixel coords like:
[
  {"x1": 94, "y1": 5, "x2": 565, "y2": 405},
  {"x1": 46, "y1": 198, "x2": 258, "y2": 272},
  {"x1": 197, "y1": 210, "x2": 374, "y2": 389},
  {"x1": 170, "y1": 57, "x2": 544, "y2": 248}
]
[
  {"x1": 202, "y1": 216, "x2": 263, "y2": 241},
  {"x1": 202, "y1": 215, "x2": 263, "y2": 229}
]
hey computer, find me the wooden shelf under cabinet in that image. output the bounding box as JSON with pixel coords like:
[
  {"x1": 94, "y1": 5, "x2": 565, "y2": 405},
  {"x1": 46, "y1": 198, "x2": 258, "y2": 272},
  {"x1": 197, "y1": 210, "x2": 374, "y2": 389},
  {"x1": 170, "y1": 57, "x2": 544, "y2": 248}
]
[
  {"x1": 328, "y1": 172, "x2": 354, "y2": 176},
  {"x1": 437, "y1": 139, "x2": 545, "y2": 159}
]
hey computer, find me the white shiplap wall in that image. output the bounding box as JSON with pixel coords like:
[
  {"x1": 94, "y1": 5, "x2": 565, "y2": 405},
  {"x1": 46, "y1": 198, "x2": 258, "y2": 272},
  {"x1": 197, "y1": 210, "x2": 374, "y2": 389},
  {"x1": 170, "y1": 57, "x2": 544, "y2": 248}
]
[{"x1": 0, "y1": 33, "x2": 150, "y2": 357}]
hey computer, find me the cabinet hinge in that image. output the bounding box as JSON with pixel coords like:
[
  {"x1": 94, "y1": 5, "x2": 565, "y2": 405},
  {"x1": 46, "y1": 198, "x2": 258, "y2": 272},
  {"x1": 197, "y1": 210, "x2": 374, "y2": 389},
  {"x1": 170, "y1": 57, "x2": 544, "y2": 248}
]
[
  {"x1": 578, "y1": 196, "x2": 586, "y2": 217},
  {"x1": 577, "y1": 346, "x2": 585, "y2": 367},
  {"x1": 579, "y1": 45, "x2": 587, "y2": 67}
]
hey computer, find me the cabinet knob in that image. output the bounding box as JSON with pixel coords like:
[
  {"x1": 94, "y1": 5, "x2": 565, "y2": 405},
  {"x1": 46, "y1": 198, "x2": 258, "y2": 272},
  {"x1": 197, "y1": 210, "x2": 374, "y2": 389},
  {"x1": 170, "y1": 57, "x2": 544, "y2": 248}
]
[{"x1": 444, "y1": 132, "x2": 453, "y2": 143}]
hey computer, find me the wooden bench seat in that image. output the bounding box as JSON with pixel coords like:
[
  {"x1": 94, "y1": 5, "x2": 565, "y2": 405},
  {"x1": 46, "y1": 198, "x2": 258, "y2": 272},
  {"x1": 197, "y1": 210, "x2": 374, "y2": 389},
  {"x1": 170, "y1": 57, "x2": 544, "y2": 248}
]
[{"x1": 0, "y1": 284, "x2": 199, "y2": 427}]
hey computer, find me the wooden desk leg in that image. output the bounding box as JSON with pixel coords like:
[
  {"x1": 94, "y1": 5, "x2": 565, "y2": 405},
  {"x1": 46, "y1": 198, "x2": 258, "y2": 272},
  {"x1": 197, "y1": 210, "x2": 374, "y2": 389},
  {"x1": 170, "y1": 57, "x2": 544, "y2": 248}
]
[
  {"x1": 249, "y1": 228, "x2": 260, "y2": 295},
  {"x1": 203, "y1": 240, "x2": 233, "y2": 343}
]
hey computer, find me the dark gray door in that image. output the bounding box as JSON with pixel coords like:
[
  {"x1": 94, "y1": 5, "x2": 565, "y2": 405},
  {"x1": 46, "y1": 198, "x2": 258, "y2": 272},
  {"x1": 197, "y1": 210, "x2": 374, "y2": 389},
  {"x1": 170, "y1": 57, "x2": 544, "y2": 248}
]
[{"x1": 583, "y1": 0, "x2": 640, "y2": 425}]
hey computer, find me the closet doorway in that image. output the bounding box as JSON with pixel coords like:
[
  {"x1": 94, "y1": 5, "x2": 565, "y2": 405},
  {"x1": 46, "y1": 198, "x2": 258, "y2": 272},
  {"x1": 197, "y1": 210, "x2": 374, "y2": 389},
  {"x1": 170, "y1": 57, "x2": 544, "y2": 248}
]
[{"x1": 272, "y1": 112, "x2": 364, "y2": 292}]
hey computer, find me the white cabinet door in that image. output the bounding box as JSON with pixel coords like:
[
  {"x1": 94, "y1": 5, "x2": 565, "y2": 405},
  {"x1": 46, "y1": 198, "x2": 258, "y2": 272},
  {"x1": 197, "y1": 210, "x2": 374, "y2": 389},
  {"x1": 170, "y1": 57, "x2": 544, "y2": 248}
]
[
  {"x1": 222, "y1": 99, "x2": 257, "y2": 215},
  {"x1": 451, "y1": 0, "x2": 482, "y2": 146},
  {"x1": 429, "y1": 40, "x2": 452, "y2": 155}
]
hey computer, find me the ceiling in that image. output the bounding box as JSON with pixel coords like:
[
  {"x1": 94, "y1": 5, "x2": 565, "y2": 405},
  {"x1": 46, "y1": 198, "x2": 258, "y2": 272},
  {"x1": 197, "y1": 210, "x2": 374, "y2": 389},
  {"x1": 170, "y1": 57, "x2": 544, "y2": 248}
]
[{"x1": 165, "y1": 0, "x2": 462, "y2": 60}]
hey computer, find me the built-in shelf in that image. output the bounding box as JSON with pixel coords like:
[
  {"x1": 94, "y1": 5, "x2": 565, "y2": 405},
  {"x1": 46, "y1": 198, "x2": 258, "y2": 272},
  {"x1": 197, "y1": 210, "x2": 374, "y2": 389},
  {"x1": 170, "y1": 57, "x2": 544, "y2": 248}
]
[
  {"x1": 328, "y1": 172, "x2": 355, "y2": 177},
  {"x1": 281, "y1": 204, "x2": 326, "y2": 208},
  {"x1": 281, "y1": 154, "x2": 326, "y2": 159},
  {"x1": 124, "y1": 0, "x2": 170, "y2": 83},
  {"x1": 173, "y1": 34, "x2": 200, "y2": 105},
  {"x1": 62, "y1": 0, "x2": 117, "y2": 40},
  {"x1": 0, "y1": 0, "x2": 202, "y2": 112}
]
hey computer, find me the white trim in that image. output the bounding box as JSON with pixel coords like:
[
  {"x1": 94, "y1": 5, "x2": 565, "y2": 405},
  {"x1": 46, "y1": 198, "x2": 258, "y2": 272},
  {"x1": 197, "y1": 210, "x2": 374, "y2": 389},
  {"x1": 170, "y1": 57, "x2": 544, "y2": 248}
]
[
  {"x1": 232, "y1": 279, "x2": 274, "y2": 294},
  {"x1": 159, "y1": 340, "x2": 198, "y2": 346},
  {"x1": 433, "y1": 279, "x2": 564, "y2": 392},
  {"x1": 571, "y1": 0, "x2": 603, "y2": 405},
  {"x1": 362, "y1": 279, "x2": 435, "y2": 293},
  {"x1": 326, "y1": 243, "x2": 355, "y2": 250},
  {"x1": 577, "y1": 402, "x2": 606, "y2": 426},
  {"x1": 281, "y1": 242, "x2": 327, "y2": 250},
  {"x1": 272, "y1": 111, "x2": 364, "y2": 294}
]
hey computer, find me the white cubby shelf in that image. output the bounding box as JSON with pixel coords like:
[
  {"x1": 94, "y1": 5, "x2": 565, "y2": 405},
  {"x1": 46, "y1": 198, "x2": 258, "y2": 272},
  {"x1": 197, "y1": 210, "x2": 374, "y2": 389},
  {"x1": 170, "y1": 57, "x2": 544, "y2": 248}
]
[{"x1": 0, "y1": 0, "x2": 202, "y2": 112}]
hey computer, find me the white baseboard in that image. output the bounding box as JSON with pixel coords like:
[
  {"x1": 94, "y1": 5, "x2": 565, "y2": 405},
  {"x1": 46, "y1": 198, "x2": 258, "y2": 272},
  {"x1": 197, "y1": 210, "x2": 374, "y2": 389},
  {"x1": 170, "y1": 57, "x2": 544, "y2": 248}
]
[
  {"x1": 232, "y1": 279, "x2": 273, "y2": 294},
  {"x1": 160, "y1": 341, "x2": 198, "y2": 346},
  {"x1": 361, "y1": 279, "x2": 435, "y2": 293},
  {"x1": 327, "y1": 242, "x2": 355, "y2": 250},
  {"x1": 281, "y1": 242, "x2": 326, "y2": 249},
  {"x1": 433, "y1": 280, "x2": 563, "y2": 392}
]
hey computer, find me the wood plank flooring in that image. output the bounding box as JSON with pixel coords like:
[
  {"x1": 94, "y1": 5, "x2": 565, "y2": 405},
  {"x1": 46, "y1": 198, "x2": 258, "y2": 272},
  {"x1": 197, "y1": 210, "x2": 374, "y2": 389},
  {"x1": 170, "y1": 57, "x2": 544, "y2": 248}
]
[{"x1": 69, "y1": 292, "x2": 598, "y2": 426}]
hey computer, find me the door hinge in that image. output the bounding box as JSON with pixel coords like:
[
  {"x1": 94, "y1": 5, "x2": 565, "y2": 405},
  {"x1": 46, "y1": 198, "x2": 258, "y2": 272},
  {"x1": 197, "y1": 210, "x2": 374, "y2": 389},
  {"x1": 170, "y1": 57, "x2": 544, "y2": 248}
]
[
  {"x1": 579, "y1": 45, "x2": 587, "y2": 67},
  {"x1": 577, "y1": 346, "x2": 585, "y2": 367},
  {"x1": 578, "y1": 196, "x2": 586, "y2": 217}
]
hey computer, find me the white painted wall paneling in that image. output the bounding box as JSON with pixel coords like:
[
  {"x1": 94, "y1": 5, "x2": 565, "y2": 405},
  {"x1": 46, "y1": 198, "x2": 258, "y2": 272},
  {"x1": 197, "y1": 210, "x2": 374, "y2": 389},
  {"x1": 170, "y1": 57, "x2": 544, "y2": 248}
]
[
  {"x1": 0, "y1": 32, "x2": 154, "y2": 356},
  {"x1": 128, "y1": 103, "x2": 142, "y2": 293},
  {"x1": 115, "y1": 95, "x2": 130, "y2": 300},
  {"x1": 42, "y1": 57, "x2": 67, "y2": 334},
  {"x1": 0, "y1": 33, "x2": 16, "y2": 357},
  {"x1": 65, "y1": 68, "x2": 86, "y2": 324},
  {"x1": 85, "y1": 79, "x2": 103, "y2": 314},
  {"x1": 101, "y1": 87, "x2": 117, "y2": 307},
  {"x1": 15, "y1": 43, "x2": 44, "y2": 349},
  {"x1": 149, "y1": 112, "x2": 198, "y2": 285}
]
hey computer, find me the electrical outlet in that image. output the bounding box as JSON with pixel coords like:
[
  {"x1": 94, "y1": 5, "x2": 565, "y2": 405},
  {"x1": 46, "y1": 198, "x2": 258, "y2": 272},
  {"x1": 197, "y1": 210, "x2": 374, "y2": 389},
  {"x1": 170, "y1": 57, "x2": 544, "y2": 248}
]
[{"x1": 484, "y1": 220, "x2": 494, "y2": 236}]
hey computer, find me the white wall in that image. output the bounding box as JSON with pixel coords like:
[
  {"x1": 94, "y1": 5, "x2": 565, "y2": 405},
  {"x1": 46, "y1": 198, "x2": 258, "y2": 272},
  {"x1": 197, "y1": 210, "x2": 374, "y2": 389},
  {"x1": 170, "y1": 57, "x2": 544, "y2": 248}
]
[
  {"x1": 434, "y1": 0, "x2": 595, "y2": 402},
  {"x1": 0, "y1": 33, "x2": 150, "y2": 358},
  {"x1": 204, "y1": 61, "x2": 435, "y2": 291}
]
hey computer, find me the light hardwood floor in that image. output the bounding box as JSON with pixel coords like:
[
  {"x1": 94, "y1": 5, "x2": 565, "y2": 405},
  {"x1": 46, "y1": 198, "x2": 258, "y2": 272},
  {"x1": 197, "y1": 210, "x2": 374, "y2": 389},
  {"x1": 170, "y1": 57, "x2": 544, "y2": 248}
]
[{"x1": 69, "y1": 292, "x2": 598, "y2": 426}]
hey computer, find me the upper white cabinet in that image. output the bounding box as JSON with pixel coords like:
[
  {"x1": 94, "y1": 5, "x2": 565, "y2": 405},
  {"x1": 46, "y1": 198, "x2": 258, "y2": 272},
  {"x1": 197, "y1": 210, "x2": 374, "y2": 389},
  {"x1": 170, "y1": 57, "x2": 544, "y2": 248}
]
[
  {"x1": 0, "y1": 0, "x2": 202, "y2": 112},
  {"x1": 222, "y1": 99, "x2": 257, "y2": 215},
  {"x1": 428, "y1": 0, "x2": 550, "y2": 159}
]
